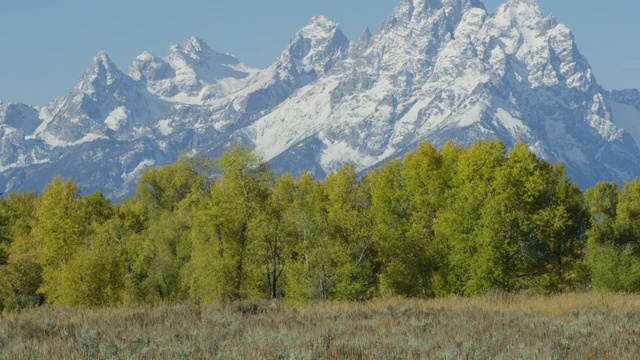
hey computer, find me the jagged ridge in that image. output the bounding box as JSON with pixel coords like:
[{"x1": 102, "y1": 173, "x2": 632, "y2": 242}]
[{"x1": 0, "y1": 0, "x2": 639, "y2": 199}]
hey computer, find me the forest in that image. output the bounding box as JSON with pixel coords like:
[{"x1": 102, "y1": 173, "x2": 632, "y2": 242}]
[{"x1": 1, "y1": 139, "x2": 639, "y2": 310}]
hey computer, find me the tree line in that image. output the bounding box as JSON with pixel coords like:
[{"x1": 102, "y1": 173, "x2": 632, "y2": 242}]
[{"x1": 1, "y1": 140, "x2": 639, "y2": 310}]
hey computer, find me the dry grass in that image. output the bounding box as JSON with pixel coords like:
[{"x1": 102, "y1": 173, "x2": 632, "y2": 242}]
[{"x1": 0, "y1": 293, "x2": 638, "y2": 359}]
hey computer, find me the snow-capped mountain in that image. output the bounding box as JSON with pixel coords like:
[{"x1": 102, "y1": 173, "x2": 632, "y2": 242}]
[
  {"x1": 0, "y1": 0, "x2": 639, "y2": 198},
  {"x1": 0, "y1": 103, "x2": 46, "y2": 172},
  {"x1": 127, "y1": 36, "x2": 258, "y2": 104},
  {"x1": 210, "y1": 16, "x2": 351, "y2": 128},
  {"x1": 35, "y1": 52, "x2": 169, "y2": 147},
  {"x1": 250, "y1": 0, "x2": 640, "y2": 185}
]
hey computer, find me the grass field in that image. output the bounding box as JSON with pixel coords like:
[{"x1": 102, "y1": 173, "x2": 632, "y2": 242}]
[{"x1": 1, "y1": 293, "x2": 639, "y2": 359}]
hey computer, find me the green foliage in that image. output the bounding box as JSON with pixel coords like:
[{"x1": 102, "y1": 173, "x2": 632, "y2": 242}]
[
  {"x1": 433, "y1": 141, "x2": 590, "y2": 295},
  {"x1": 32, "y1": 176, "x2": 85, "y2": 269},
  {"x1": 5, "y1": 139, "x2": 640, "y2": 310},
  {"x1": 529, "y1": 164, "x2": 590, "y2": 293},
  {"x1": 250, "y1": 174, "x2": 297, "y2": 300},
  {"x1": 128, "y1": 210, "x2": 191, "y2": 303},
  {"x1": 590, "y1": 244, "x2": 640, "y2": 292},
  {"x1": 586, "y1": 180, "x2": 640, "y2": 292},
  {"x1": 584, "y1": 181, "x2": 619, "y2": 245},
  {"x1": 613, "y1": 179, "x2": 640, "y2": 252},
  {"x1": 370, "y1": 142, "x2": 447, "y2": 298},
  {"x1": 1, "y1": 194, "x2": 41, "y2": 310},
  {"x1": 51, "y1": 220, "x2": 129, "y2": 306},
  {"x1": 369, "y1": 158, "x2": 415, "y2": 296},
  {"x1": 0, "y1": 201, "x2": 10, "y2": 266},
  {"x1": 184, "y1": 145, "x2": 273, "y2": 303},
  {"x1": 30, "y1": 177, "x2": 87, "y2": 303},
  {"x1": 136, "y1": 155, "x2": 213, "y2": 217},
  {"x1": 279, "y1": 172, "x2": 331, "y2": 302},
  {"x1": 436, "y1": 140, "x2": 508, "y2": 295},
  {"x1": 325, "y1": 163, "x2": 378, "y2": 300}
]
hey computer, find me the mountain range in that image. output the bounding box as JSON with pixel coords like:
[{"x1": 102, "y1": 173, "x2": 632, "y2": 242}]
[{"x1": 1, "y1": 0, "x2": 639, "y2": 199}]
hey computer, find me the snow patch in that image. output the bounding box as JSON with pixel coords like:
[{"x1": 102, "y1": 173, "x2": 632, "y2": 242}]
[
  {"x1": 121, "y1": 159, "x2": 155, "y2": 183},
  {"x1": 39, "y1": 132, "x2": 108, "y2": 148},
  {"x1": 105, "y1": 106, "x2": 128, "y2": 131},
  {"x1": 157, "y1": 119, "x2": 173, "y2": 136},
  {"x1": 494, "y1": 108, "x2": 529, "y2": 138}
]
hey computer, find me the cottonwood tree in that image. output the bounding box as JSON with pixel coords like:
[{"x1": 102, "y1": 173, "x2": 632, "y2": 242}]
[
  {"x1": 587, "y1": 180, "x2": 640, "y2": 292},
  {"x1": 185, "y1": 145, "x2": 273, "y2": 303},
  {"x1": 324, "y1": 163, "x2": 378, "y2": 300},
  {"x1": 0, "y1": 193, "x2": 39, "y2": 310},
  {"x1": 280, "y1": 172, "x2": 332, "y2": 302}
]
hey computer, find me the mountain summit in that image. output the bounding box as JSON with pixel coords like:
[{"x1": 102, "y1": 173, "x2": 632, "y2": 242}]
[
  {"x1": 127, "y1": 36, "x2": 258, "y2": 104},
  {"x1": 249, "y1": 0, "x2": 638, "y2": 185},
  {"x1": 0, "y1": 0, "x2": 638, "y2": 198}
]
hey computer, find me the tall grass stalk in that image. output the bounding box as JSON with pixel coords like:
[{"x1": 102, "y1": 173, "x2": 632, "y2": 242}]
[{"x1": 0, "y1": 293, "x2": 638, "y2": 359}]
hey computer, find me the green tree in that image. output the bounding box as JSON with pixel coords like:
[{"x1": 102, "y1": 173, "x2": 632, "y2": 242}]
[
  {"x1": 435, "y1": 139, "x2": 507, "y2": 295},
  {"x1": 107, "y1": 198, "x2": 150, "y2": 303},
  {"x1": 432, "y1": 140, "x2": 589, "y2": 295},
  {"x1": 0, "y1": 200, "x2": 10, "y2": 266},
  {"x1": 128, "y1": 209, "x2": 192, "y2": 303},
  {"x1": 185, "y1": 145, "x2": 273, "y2": 303},
  {"x1": 613, "y1": 179, "x2": 640, "y2": 252},
  {"x1": 136, "y1": 155, "x2": 213, "y2": 217},
  {"x1": 587, "y1": 179, "x2": 640, "y2": 292},
  {"x1": 470, "y1": 142, "x2": 558, "y2": 292},
  {"x1": 584, "y1": 182, "x2": 619, "y2": 246},
  {"x1": 1, "y1": 193, "x2": 41, "y2": 310},
  {"x1": 30, "y1": 177, "x2": 124, "y2": 305},
  {"x1": 126, "y1": 155, "x2": 212, "y2": 303},
  {"x1": 590, "y1": 243, "x2": 640, "y2": 292},
  {"x1": 369, "y1": 159, "x2": 412, "y2": 296},
  {"x1": 50, "y1": 220, "x2": 128, "y2": 306},
  {"x1": 528, "y1": 164, "x2": 590, "y2": 293},
  {"x1": 31, "y1": 177, "x2": 86, "y2": 302},
  {"x1": 402, "y1": 142, "x2": 448, "y2": 296},
  {"x1": 370, "y1": 143, "x2": 446, "y2": 298},
  {"x1": 249, "y1": 174, "x2": 298, "y2": 300},
  {"x1": 280, "y1": 172, "x2": 331, "y2": 302},
  {"x1": 324, "y1": 163, "x2": 378, "y2": 300}
]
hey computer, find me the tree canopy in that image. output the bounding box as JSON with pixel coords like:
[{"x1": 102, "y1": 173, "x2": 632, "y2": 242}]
[{"x1": 1, "y1": 140, "x2": 638, "y2": 310}]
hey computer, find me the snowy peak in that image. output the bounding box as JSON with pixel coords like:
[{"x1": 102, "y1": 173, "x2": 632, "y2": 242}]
[
  {"x1": 34, "y1": 50, "x2": 170, "y2": 148},
  {"x1": 487, "y1": 0, "x2": 592, "y2": 91},
  {"x1": 351, "y1": 27, "x2": 373, "y2": 56},
  {"x1": 132, "y1": 36, "x2": 258, "y2": 103},
  {"x1": 169, "y1": 36, "x2": 241, "y2": 68},
  {"x1": 93, "y1": 51, "x2": 117, "y2": 71},
  {"x1": 377, "y1": 0, "x2": 485, "y2": 57},
  {"x1": 286, "y1": 16, "x2": 349, "y2": 77},
  {"x1": 0, "y1": 102, "x2": 41, "y2": 135},
  {"x1": 0, "y1": 102, "x2": 45, "y2": 172},
  {"x1": 359, "y1": 27, "x2": 373, "y2": 44},
  {"x1": 495, "y1": 0, "x2": 547, "y2": 29},
  {"x1": 229, "y1": 16, "x2": 350, "y2": 119},
  {"x1": 75, "y1": 51, "x2": 125, "y2": 95},
  {"x1": 503, "y1": 0, "x2": 541, "y2": 10},
  {"x1": 384, "y1": 0, "x2": 482, "y2": 29},
  {"x1": 249, "y1": 0, "x2": 637, "y2": 188},
  {"x1": 1, "y1": 0, "x2": 640, "y2": 200},
  {"x1": 127, "y1": 51, "x2": 175, "y2": 82},
  {"x1": 175, "y1": 36, "x2": 210, "y2": 57},
  {"x1": 70, "y1": 51, "x2": 134, "y2": 103}
]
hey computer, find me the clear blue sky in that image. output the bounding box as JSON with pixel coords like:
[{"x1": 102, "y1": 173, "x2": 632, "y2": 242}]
[{"x1": 1, "y1": 0, "x2": 638, "y2": 106}]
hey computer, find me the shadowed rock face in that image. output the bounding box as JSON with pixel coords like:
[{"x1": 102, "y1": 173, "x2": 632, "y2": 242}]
[{"x1": 0, "y1": 0, "x2": 639, "y2": 199}]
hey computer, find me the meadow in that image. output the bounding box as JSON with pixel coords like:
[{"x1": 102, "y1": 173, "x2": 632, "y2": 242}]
[{"x1": 1, "y1": 292, "x2": 638, "y2": 359}]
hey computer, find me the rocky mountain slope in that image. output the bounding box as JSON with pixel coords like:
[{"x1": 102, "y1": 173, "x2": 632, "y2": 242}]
[{"x1": 1, "y1": 0, "x2": 639, "y2": 198}]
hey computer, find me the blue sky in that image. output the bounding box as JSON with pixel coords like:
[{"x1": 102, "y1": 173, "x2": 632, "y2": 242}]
[{"x1": 1, "y1": 0, "x2": 638, "y2": 106}]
